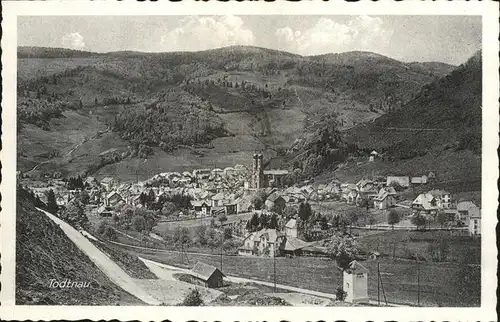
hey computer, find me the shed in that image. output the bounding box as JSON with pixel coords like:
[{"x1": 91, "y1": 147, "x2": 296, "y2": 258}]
[{"x1": 191, "y1": 262, "x2": 225, "y2": 288}]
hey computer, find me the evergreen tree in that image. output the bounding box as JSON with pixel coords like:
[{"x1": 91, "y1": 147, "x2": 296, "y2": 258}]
[{"x1": 46, "y1": 189, "x2": 58, "y2": 213}]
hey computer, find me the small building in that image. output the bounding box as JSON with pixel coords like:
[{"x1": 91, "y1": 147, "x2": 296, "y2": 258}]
[
  {"x1": 411, "y1": 175, "x2": 428, "y2": 185},
  {"x1": 263, "y1": 169, "x2": 289, "y2": 188},
  {"x1": 265, "y1": 193, "x2": 286, "y2": 212},
  {"x1": 191, "y1": 262, "x2": 225, "y2": 288},
  {"x1": 100, "y1": 177, "x2": 115, "y2": 191},
  {"x1": 191, "y1": 200, "x2": 212, "y2": 216},
  {"x1": 105, "y1": 191, "x2": 123, "y2": 207},
  {"x1": 457, "y1": 201, "x2": 481, "y2": 223},
  {"x1": 282, "y1": 236, "x2": 309, "y2": 257},
  {"x1": 343, "y1": 260, "x2": 369, "y2": 304},
  {"x1": 284, "y1": 218, "x2": 298, "y2": 238},
  {"x1": 97, "y1": 206, "x2": 114, "y2": 217},
  {"x1": 468, "y1": 209, "x2": 481, "y2": 236},
  {"x1": 373, "y1": 188, "x2": 396, "y2": 210},
  {"x1": 369, "y1": 151, "x2": 379, "y2": 162}
]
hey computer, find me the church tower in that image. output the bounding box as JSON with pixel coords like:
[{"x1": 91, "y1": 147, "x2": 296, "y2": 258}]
[{"x1": 252, "y1": 153, "x2": 264, "y2": 189}]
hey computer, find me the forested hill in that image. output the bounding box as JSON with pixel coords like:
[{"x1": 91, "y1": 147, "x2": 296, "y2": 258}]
[
  {"x1": 17, "y1": 45, "x2": 456, "y2": 179},
  {"x1": 344, "y1": 50, "x2": 482, "y2": 158}
]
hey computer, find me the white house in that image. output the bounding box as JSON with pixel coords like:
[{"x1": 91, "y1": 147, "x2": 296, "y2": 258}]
[
  {"x1": 468, "y1": 210, "x2": 481, "y2": 236},
  {"x1": 238, "y1": 229, "x2": 285, "y2": 257}
]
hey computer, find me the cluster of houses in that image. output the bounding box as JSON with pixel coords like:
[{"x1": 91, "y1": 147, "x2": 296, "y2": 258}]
[{"x1": 411, "y1": 190, "x2": 481, "y2": 236}]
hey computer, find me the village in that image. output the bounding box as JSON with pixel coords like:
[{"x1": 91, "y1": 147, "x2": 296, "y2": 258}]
[{"x1": 20, "y1": 147, "x2": 482, "y2": 306}]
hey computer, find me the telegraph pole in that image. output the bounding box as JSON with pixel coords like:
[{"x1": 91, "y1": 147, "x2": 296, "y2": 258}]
[
  {"x1": 377, "y1": 262, "x2": 381, "y2": 306},
  {"x1": 273, "y1": 254, "x2": 277, "y2": 292},
  {"x1": 417, "y1": 255, "x2": 420, "y2": 306}
]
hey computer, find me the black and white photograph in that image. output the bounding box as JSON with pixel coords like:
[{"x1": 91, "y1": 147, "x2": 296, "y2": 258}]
[{"x1": 1, "y1": 1, "x2": 498, "y2": 321}]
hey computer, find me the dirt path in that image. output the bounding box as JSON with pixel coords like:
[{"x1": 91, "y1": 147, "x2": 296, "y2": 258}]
[{"x1": 38, "y1": 208, "x2": 162, "y2": 305}]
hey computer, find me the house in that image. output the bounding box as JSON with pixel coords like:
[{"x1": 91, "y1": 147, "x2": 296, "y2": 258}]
[
  {"x1": 411, "y1": 193, "x2": 438, "y2": 216},
  {"x1": 282, "y1": 236, "x2": 309, "y2": 256},
  {"x1": 191, "y1": 262, "x2": 225, "y2": 288},
  {"x1": 284, "y1": 219, "x2": 298, "y2": 237},
  {"x1": 347, "y1": 190, "x2": 358, "y2": 204},
  {"x1": 97, "y1": 206, "x2": 114, "y2": 217},
  {"x1": 85, "y1": 176, "x2": 99, "y2": 188},
  {"x1": 263, "y1": 169, "x2": 289, "y2": 187},
  {"x1": 369, "y1": 150, "x2": 379, "y2": 162},
  {"x1": 373, "y1": 188, "x2": 396, "y2": 210},
  {"x1": 265, "y1": 193, "x2": 286, "y2": 212},
  {"x1": 468, "y1": 209, "x2": 481, "y2": 236},
  {"x1": 343, "y1": 261, "x2": 369, "y2": 304},
  {"x1": 356, "y1": 179, "x2": 375, "y2": 192},
  {"x1": 100, "y1": 177, "x2": 115, "y2": 191},
  {"x1": 411, "y1": 175, "x2": 428, "y2": 185},
  {"x1": 428, "y1": 189, "x2": 453, "y2": 209},
  {"x1": 105, "y1": 191, "x2": 123, "y2": 207},
  {"x1": 191, "y1": 200, "x2": 212, "y2": 216},
  {"x1": 457, "y1": 201, "x2": 481, "y2": 223},
  {"x1": 386, "y1": 176, "x2": 410, "y2": 188},
  {"x1": 238, "y1": 229, "x2": 285, "y2": 257}
]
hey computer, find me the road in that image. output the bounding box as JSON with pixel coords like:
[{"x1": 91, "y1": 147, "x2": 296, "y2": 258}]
[{"x1": 37, "y1": 207, "x2": 162, "y2": 305}]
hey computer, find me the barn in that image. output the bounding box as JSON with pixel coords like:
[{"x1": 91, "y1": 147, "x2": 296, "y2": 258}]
[{"x1": 191, "y1": 262, "x2": 225, "y2": 288}]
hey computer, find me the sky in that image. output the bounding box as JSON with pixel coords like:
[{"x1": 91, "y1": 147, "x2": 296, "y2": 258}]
[{"x1": 18, "y1": 15, "x2": 481, "y2": 65}]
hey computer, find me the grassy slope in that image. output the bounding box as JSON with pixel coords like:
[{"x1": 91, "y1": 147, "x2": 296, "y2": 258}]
[{"x1": 16, "y1": 194, "x2": 143, "y2": 305}]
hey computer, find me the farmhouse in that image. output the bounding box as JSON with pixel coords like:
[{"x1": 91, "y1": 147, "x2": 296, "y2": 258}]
[
  {"x1": 282, "y1": 236, "x2": 310, "y2": 257},
  {"x1": 191, "y1": 262, "x2": 225, "y2": 288},
  {"x1": 100, "y1": 177, "x2": 115, "y2": 191},
  {"x1": 411, "y1": 193, "x2": 438, "y2": 215}
]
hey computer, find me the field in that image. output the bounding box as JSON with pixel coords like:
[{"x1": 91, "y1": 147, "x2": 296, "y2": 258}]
[
  {"x1": 110, "y1": 241, "x2": 480, "y2": 307},
  {"x1": 356, "y1": 229, "x2": 481, "y2": 263}
]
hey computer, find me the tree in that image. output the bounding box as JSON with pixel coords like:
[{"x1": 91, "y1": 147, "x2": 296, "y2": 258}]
[
  {"x1": 131, "y1": 215, "x2": 146, "y2": 232},
  {"x1": 283, "y1": 206, "x2": 297, "y2": 218},
  {"x1": 173, "y1": 227, "x2": 191, "y2": 249},
  {"x1": 411, "y1": 214, "x2": 427, "y2": 231},
  {"x1": 247, "y1": 212, "x2": 259, "y2": 231},
  {"x1": 76, "y1": 190, "x2": 90, "y2": 205},
  {"x1": 218, "y1": 213, "x2": 228, "y2": 226},
  {"x1": 223, "y1": 227, "x2": 233, "y2": 240},
  {"x1": 195, "y1": 225, "x2": 208, "y2": 245},
  {"x1": 61, "y1": 201, "x2": 88, "y2": 229},
  {"x1": 180, "y1": 289, "x2": 203, "y2": 306},
  {"x1": 46, "y1": 189, "x2": 58, "y2": 214},
  {"x1": 437, "y1": 210, "x2": 448, "y2": 228},
  {"x1": 336, "y1": 285, "x2": 347, "y2": 301},
  {"x1": 387, "y1": 210, "x2": 400, "y2": 229},
  {"x1": 251, "y1": 192, "x2": 266, "y2": 210},
  {"x1": 325, "y1": 234, "x2": 359, "y2": 271},
  {"x1": 259, "y1": 213, "x2": 269, "y2": 229},
  {"x1": 269, "y1": 214, "x2": 279, "y2": 229},
  {"x1": 298, "y1": 202, "x2": 312, "y2": 221}
]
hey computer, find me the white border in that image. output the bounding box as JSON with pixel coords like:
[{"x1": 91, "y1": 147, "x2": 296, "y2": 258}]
[{"x1": 1, "y1": 1, "x2": 498, "y2": 321}]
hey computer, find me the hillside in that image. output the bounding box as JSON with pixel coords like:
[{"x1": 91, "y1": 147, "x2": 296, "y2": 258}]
[
  {"x1": 17, "y1": 46, "x2": 455, "y2": 180},
  {"x1": 15, "y1": 187, "x2": 143, "y2": 305},
  {"x1": 325, "y1": 51, "x2": 482, "y2": 191}
]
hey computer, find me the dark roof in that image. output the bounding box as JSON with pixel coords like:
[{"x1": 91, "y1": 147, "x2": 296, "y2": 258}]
[{"x1": 191, "y1": 262, "x2": 225, "y2": 281}]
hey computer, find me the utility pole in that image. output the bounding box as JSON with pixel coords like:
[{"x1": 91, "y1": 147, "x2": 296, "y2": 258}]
[
  {"x1": 377, "y1": 262, "x2": 381, "y2": 306},
  {"x1": 417, "y1": 254, "x2": 420, "y2": 306},
  {"x1": 273, "y1": 254, "x2": 277, "y2": 292}
]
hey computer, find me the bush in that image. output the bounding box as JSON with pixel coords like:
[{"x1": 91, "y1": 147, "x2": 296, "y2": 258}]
[
  {"x1": 180, "y1": 289, "x2": 204, "y2": 306},
  {"x1": 335, "y1": 286, "x2": 347, "y2": 301}
]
